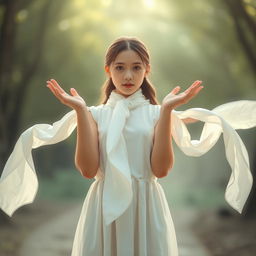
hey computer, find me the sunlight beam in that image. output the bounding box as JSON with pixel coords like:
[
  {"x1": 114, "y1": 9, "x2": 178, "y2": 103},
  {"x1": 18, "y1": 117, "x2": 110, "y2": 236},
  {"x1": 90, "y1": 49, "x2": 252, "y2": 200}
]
[{"x1": 143, "y1": 0, "x2": 155, "y2": 9}]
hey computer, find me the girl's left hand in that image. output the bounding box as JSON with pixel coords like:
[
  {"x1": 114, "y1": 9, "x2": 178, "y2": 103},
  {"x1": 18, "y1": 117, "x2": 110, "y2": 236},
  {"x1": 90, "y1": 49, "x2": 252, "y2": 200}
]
[{"x1": 162, "y1": 80, "x2": 204, "y2": 109}]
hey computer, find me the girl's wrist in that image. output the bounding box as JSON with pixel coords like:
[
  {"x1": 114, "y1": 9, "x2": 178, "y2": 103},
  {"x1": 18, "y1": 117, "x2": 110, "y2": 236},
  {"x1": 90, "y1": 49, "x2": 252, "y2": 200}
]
[
  {"x1": 74, "y1": 104, "x2": 87, "y2": 113},
  {"x1": 161, "y1": 103, "x2": 175, "y2": 112}
]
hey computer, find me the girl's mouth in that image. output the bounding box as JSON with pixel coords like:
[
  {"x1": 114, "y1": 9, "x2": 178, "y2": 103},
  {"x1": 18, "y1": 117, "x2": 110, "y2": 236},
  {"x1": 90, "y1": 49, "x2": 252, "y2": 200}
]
[{"x1": 123, "y1": 84, "x2": 134, "y2": 88}]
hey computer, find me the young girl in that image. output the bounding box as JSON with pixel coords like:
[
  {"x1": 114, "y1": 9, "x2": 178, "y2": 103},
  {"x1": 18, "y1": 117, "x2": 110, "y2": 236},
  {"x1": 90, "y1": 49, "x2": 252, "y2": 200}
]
[{"x1": 0, "y1": 36, "x2": 255, "y2": 256}]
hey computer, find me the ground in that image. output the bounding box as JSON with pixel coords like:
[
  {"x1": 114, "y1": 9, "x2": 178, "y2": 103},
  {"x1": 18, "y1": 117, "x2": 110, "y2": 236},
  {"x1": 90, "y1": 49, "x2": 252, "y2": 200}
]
[
  {"x1": 0, "y1": 199, "x2": 255, "y2": 256},
  {"x1": 191, "y1": 207, "x2": 256, "y2": 256},
  {"x1": 0, "y1": 198, "x2": 79, "y2": 256}
]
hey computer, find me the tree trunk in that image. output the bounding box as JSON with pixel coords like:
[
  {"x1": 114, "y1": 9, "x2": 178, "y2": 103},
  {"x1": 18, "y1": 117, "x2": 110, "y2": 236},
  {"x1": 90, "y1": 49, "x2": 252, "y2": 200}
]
[
  {"x1": 244, "y1": 151, "x2": 256, "y2": 217},
  {"x1": 0, "y1": 0, "x2": 55, "y2": 224},
  {"x1": 224, "y1": 0, "x2": 256, "y2": 75}
]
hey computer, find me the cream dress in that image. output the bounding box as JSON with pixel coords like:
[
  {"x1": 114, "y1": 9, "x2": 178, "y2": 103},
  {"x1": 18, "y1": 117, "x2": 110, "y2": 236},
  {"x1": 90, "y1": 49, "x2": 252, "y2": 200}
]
[{"x1": 71, "y1": 102, "x2": 178, "y2": 256}]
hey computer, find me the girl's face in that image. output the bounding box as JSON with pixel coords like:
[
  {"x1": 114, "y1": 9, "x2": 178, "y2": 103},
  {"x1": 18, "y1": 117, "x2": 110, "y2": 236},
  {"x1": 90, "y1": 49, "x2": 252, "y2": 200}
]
[{"x1": 105, "y1": 50, "x2": 150, "y2": 98}]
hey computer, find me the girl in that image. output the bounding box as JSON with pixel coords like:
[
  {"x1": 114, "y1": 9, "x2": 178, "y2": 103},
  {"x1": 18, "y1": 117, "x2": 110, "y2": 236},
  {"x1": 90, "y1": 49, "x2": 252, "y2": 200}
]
[
  {"x1": 0, "y1": 36, "x2": 255, "y2": 256},
  {"x1": 46, "y1": 36, "x2": 203, "y2": 255}
]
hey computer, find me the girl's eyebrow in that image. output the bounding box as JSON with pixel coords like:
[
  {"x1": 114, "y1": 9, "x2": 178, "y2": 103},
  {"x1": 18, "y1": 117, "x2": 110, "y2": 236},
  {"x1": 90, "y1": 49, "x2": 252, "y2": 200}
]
[{"x1": 114, "y1": 62, "x2": 143, "y2": 65}]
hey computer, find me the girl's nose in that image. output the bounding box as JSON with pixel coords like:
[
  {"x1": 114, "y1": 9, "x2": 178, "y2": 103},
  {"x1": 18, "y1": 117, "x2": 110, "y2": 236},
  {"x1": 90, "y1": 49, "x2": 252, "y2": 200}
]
[{"x1": 124, "y1": 69, "x2": 133, "y2": 80}]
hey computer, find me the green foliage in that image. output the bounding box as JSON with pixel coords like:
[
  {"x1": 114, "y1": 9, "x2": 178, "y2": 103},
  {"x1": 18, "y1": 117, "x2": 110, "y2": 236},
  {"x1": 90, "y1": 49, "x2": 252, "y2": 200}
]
[
  {"x1": 37, "y1": 168, "x2": 93, "y2": 200},
  {"x1": 17, "y1": 0, "x2": 255, "y2": 125}
]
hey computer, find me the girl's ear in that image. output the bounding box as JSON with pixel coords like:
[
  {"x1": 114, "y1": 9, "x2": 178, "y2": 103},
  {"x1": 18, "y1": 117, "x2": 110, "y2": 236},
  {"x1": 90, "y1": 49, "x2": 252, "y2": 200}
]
[
  {"x1": 105, "y1": 65, "x2": 110, "y2": 76},
  {"x1": 145, "y1": 64, "x2": 151, "y2": 76},
  {"x1": 105, "y1": 65, "x2": 112, "y2": 78}
]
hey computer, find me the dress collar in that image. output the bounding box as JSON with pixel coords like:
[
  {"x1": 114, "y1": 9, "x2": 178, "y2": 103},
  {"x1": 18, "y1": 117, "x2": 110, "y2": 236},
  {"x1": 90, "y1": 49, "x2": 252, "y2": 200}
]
[{"x1": 105, "y1": 88, "x2": 150, "y2": 109}]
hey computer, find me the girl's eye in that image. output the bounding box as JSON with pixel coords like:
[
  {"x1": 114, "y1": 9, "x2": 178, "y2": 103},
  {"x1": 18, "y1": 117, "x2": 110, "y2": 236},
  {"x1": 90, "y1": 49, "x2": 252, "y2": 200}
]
[
  {"x1": 134, "y1": 66, "x2": 142, "y2": 70},
  {"x1": 114, "y1": 65, "x2": 142, "y2": 71},
  {"x1": 115, "y1": 66, "x2": 123, "y2": 70}
]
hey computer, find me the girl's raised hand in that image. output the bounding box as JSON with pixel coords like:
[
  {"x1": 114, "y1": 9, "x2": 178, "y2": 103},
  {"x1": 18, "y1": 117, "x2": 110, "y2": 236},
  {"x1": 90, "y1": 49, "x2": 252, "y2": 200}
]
[
  {"x1": 46, "y1": 79, "x2": 86, "y2": 111},
  {"x1": 162, "y1": 80, "x2": 204, "y2": 110}
]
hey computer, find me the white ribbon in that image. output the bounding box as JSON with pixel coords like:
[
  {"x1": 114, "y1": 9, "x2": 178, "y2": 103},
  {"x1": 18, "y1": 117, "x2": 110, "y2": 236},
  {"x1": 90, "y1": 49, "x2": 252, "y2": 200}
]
[
  {"x1": 0, "y1": 110, "x2": 77, "y2": 216},
  {"x1": 172, "y1": 100, "x2": 256, "y2": 213}
]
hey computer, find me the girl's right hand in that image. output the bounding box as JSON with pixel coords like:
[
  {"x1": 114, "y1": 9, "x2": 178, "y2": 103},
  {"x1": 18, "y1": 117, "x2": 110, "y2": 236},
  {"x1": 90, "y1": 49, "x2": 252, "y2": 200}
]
[{"x1": 46, "y1": 79, "x2": 86, "y2": 111}]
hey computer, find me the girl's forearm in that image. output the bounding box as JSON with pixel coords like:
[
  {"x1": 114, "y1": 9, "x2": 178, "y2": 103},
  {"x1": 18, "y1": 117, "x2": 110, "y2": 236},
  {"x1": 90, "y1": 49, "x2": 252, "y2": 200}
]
[
  {"x1": 74, "y1": 106, "x2": 99, "y2": 179},
  {"x1": 151, "y1": 106, "x2": 174, "y2": 178}
]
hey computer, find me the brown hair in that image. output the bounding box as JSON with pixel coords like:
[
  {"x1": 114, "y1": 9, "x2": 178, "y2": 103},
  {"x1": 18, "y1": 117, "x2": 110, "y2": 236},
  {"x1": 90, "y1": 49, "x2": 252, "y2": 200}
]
[{"x1": 98, "y1": 36, "x2": 159, "y2": 105}]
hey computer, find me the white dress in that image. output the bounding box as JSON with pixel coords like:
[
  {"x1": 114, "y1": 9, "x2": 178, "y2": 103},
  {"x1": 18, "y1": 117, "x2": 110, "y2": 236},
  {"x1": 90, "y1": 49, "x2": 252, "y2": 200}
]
[
  {"x1": 71, "y1": 101, "x2": 178, "y2": 256},
  {"x1": 0, "y1": 88, "x2": 255, "y2": 256}
]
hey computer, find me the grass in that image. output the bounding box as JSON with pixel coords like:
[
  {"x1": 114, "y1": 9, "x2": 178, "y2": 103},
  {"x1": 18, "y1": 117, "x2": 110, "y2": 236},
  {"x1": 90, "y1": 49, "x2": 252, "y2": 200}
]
[{"x1": 37, "y1": 168, "x2": 93, "y2": 201}]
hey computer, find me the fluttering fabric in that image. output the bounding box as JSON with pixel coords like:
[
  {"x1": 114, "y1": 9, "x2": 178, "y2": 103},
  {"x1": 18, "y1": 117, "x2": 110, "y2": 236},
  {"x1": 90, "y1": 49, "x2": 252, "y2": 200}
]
[
  {"x1": 0, "y1": 88, "x2": 255, "y2": 226},
  {"x1": 171, "y1": 101, "x2": 256, "y2": 213}
]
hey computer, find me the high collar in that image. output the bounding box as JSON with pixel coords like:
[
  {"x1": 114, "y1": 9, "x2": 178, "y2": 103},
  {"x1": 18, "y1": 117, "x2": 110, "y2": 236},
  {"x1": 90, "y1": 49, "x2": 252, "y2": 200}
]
[
  {"x1": 106, "y1": 88, "x2": 150, "y2": 109},
  {"x1": 111, "y1": 87, "x2": 144, "y2": 99}
]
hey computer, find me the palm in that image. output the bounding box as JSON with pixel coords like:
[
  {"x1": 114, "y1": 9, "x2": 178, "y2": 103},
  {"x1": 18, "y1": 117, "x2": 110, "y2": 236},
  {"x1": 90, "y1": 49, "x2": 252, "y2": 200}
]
[
  {"x1": 61, "y1": 93, "x2": 85, "y2": 107},
  {"x1": 162, "y1": 80, "x2": 203, "y2": 109},
  {"x1": 46, "y1": 79, "x2": 86, "y2": 110}
]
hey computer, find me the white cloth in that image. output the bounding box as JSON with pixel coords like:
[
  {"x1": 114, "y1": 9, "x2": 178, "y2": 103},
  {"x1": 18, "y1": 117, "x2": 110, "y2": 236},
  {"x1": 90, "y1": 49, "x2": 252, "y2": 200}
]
[
  {"x1": 103, "y1": 90, "x2": 150, "y2": 225},
  {"x1": 0, "y1": 88, "x2": 255, "y2": 255},
  {"x1": 171, "y1": 101, "x2": 256, "y2": 213}
]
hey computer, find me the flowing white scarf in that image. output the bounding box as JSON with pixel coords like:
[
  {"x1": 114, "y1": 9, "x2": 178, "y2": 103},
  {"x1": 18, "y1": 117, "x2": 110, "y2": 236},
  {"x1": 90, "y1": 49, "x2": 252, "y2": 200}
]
[{"x1": 0, "y1": 88, "x2": 255, "y2": 226}]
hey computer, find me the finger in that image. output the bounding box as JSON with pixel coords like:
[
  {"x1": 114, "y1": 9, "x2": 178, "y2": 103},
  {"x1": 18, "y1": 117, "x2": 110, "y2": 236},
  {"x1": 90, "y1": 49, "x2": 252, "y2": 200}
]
[
  {"x1": 186, "y1": 80, "x2": 200, "y2": 90},
  {"x1": 185, "y1": 85, "x2": 204, "y2": 102},
  {"x1": 170, "y1": 86, "x2": 181, "y2": 95},
  {"x1": 48, "y1": 85, "x2": 63, "y2": 102},
  {"x1": 190, "y1": 84, "x2": 204, "y2": 95},
  {"x1": 50, "y1": 79, "x2": 66, "y2": 94},
  {"x1": 184, "y1": 80, "x2": 202, "y2": 94},
  {"x1": 47, "y1": 81, "x2": 67, "y2": 100},
  {"x1": 46, "y1": 82, "x2": 59, "y2": 98},
  {"x1": 47, "y1": 80, "x2": 58, "y2": 91},
  {"x1": 48, "y1": 80, "x2": 66, "y2": 96},
  {"x1": 70, "y1": 88, "x2": 79, "y2": 96},
  {"x1": 192, "y1": 80, "x2": 202, "y2": 86},
  {"x1": 194, "y1": 85, "x2": 204, "y2": 95}
]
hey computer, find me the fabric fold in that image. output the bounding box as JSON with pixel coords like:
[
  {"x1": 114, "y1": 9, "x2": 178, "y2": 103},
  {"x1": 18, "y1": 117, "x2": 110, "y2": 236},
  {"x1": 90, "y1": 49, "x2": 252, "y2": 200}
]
[
  {"x1": 103, "y1": 99, "x2": 132, "y2": 226},
  {"x1": 0, "y1": 110, "x2": 77, "y2": 217},
  {"x1": 171, "y1": 100, "x2": 256, "y2": 213},
  {"x1": 103, "y1": 89, "x2": 150, "y2": 225}
]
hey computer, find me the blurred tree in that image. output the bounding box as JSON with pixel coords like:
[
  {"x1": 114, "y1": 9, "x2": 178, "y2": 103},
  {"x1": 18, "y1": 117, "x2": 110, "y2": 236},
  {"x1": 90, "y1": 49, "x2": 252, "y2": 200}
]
[
  {"x1": 149, "y1": 0, "x2": 255, "y2": 109},
  {"x1": 0, "y1": 0, "x2": 115, "y2": 183},
  {"x1": 245, "y1": 152, "x2": 256, "y2": 217},
  {"x1": 224, "y1": 0, "x2": 256, "y2": 74},
  {"x1": 0, "y1": 0, "x2": 54, "y2": 172},
  {"x1": 0, "y1": 0, "x2": 57, "y2": 224}
]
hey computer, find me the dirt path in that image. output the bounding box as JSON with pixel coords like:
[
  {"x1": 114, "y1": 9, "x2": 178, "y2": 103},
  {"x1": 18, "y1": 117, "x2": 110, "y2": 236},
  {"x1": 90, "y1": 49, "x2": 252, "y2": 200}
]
[
  {"x1": 19, "y1": 204, "x2": 210, "y2": 256},
  {"x1": 173, "y1": 208, "x2": 211, "y2": 256},
  {"x1": 191, "y1": 208, "x2": 256, "y2": 255},
  {"x1": 0, "y1": 199, "x2": 81, "y2": 256},
  {"x1": 19, "y1": 203, "x2": 82, "y2": 256}
]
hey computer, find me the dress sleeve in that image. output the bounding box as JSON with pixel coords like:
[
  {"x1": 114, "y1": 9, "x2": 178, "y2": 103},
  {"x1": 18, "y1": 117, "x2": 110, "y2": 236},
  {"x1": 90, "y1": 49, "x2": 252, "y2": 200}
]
[
  {"x1": 150, "y1": 104, "x2": 161, "y2": 126},
  {"x1": 87, "y1": 105, "x2": 101, "y2": 124},
  {"x1": 0, "y1": 106, "x2": 96, "y2": 217}
]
